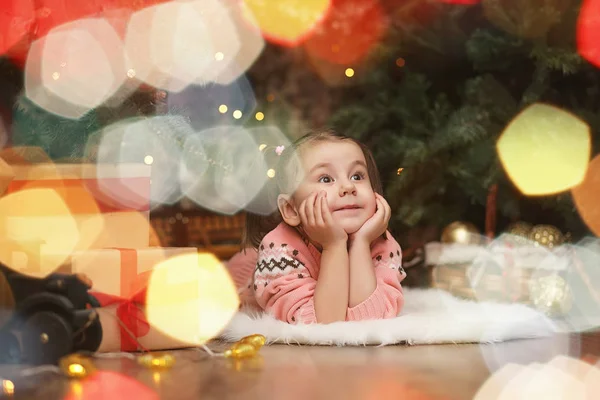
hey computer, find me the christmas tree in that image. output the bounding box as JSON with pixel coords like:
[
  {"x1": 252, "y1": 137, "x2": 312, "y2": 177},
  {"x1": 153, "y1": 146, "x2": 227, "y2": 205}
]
[{"x1": 326, "y1": 0, "x2": 600, "y2": 242}]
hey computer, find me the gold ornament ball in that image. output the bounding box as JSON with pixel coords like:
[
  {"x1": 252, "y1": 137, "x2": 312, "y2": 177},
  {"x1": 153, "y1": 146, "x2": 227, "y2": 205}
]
[
  {"x1": 529, "y1": 274, "x2": 573, "y2": 316},
  {"x1": 506, "y1": 221, "x2": 534, "y2": 245},
  {"x1": 528, "y1": 225, "x2": 565, "y2": 248},
  {"x1": 507, "y1": 221, "x2": 533, "y2": 237},
  {"x1": 238, "y1": 334, "x2": 266, "y2": 350},
  {"x1": 441, "y1": 221, "x2": 481, "y2": 245}
]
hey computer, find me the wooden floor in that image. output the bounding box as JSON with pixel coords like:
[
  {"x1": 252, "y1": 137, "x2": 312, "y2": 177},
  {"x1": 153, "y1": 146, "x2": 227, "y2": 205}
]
[{"x1": 2, "y1": 333, "x2": 599, "y2": 400}]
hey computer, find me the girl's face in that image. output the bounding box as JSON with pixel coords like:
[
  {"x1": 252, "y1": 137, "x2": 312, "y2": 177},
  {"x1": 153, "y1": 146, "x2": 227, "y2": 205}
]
[{"x1": 289, "y1": 140, "x2": 377, "y2": 234}]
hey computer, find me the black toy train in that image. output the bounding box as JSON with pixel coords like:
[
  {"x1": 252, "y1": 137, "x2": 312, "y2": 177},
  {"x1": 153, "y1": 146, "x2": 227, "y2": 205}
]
[{"x1": 0, "y1": 262, "x2": 102, "y2": 365}]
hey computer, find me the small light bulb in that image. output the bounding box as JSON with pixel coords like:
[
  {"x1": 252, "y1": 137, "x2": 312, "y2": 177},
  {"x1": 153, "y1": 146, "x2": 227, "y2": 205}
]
[
  {"x1": 233, "y1": 110, "x2": 242, "y2": 119},
  {"x1": 345, "y1": 68, "x2": 354, "y2": 78},
  {"x1": 255, "y1": 112, "x2": 264, "y2": 121},
  {"x1": 144, "y1": 155, "x2": 154, "y2": 165},
  {"x1": 2, "y1": 380, "x2": 14, "y2": 396},
  {"x1": 218, "y1": 104, "x2": 228, "y2": 114}
]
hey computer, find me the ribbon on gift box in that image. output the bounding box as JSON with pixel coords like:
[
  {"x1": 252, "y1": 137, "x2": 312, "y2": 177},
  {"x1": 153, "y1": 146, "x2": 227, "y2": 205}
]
[{"x1": 90, "y1": 248, "x2": 153, "y2": 352}]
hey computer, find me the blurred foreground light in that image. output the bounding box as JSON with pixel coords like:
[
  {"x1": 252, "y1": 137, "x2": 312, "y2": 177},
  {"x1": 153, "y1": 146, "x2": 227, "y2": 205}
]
[
  {"x1": 63, "y1": 371, "x2": 159, "y2": 400},
  {"x1": 180, "y1": 125, "x2": 267, "y2": 215},
  {"x1": 146, "y1": 252, "x2": 239, "y2": 345},
  {"x1": 577, "y1": 0, "x2": 600, "y2": 68},
  {"x1": 125, "y1": 0, "x2": 240, "y2": 91},
  {"x1": 24, "y1": 18, "x2": 127, "y2": 119},
  {"x1": 303, "y1": 0, "x2": 387, "y2": 65},
  {"x1": 211, "y1": 1, "x2": 265, "y2": 85},
  {"x1": 497, "y1": 103, "x2": 591, "y2": 196},
  {"x1": 0, "y1": 188, "x2": 82, "y2": 277},
  {"x1": 86, "y1": 116, "x2": 190, "y2": 206},
  {"x1": 474, "y1": 356, "x2": 600, "y2": 399},
  {"x1": 0, "y1": 0, "x2": 35, "y2": 56},
  {"x1": 572, "y1": 155, "x2": 600, "y2": 236},
  {"x1": 243, "y1": 0, "x2": 332, "y2": 46}
]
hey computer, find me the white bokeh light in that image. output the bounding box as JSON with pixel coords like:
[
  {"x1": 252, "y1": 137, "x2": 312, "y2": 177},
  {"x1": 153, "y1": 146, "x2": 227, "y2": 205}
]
[
  {"x1": 87, "y1": 116, "x2": 193, "y2": 206},
  {"x1": 25, "y1": 18, "x2": 127, "y2": 119},
  {"x1": 241, "y1": 126, "x2": 299, "y2": 215},
  {"x1": 125, "y1": 0, "x2": 241, "y2": 92},
  {"x1": 210, "y1": 0, "x2": 264, "y2": 85},
  {"x1": 180, "y1": 126, "x2": 268, "y2": 215}
]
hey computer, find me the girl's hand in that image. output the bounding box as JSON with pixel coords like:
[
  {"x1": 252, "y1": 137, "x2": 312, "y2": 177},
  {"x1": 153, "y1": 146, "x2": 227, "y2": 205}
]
[
  {"x1": 299, "y1": 191, "x2": 347, "y2": 250},
  {"x1": 350, "y1": 193, "x2": 391, "y2": 245}
]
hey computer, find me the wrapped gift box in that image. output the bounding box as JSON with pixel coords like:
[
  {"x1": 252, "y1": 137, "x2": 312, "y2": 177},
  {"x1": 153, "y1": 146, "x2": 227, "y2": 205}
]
[
  {"x1": 2, "y1": 163, "x2": 152, "y2": 251},
  {"x1": 42, "y1": 247, "x2": 200, "y2": 298}
]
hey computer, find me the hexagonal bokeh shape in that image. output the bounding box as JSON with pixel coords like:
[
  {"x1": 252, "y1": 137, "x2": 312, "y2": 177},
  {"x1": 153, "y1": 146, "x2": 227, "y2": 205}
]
[{"x1": 497, "y1": 103, "x2": 591, "y2": 196}]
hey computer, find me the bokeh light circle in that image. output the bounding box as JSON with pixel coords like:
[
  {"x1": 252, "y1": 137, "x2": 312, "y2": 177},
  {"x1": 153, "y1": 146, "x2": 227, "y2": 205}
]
[
  {"x1": 86, "y1": 116, "x2": 191, "y2": 206},
  {"x1": 180, "y1": 126, "x2": 268, "y2": 215},
  {"x1": 496, "y1": 103, "x2": 591, "y2": 196},
  {"x1": 572, "y1": 155, "x2": 600, "y2": 236},
  {"x1": 146, "y1": 252, "x2": 239, "y2": 345},
  {"x1": 25, "y1": 18, "x2": 127, "y2": 119},
  {"x1": 243, "y1": 0, "x2": 332, "y2": 46},
  {"x1": 577, "y1": 0, "x2": 600, "y2": 68}
]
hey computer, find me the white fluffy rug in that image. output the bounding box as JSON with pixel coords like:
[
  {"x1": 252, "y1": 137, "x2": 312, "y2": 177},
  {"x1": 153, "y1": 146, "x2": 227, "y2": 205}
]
[{"x1": 221, "y1": 288, "x2": 557, "y2": 345}]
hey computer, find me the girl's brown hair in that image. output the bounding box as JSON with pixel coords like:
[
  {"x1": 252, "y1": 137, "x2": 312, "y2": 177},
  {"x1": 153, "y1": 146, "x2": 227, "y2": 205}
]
[{"x1": 242, "y1": 129, "x2": 383, "y2": 250}]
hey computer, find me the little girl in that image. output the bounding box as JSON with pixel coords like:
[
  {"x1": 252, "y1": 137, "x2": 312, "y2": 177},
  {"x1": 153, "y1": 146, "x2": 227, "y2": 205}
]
[{"x1": 232, "y1": 130, "x2": 406, "y2": 324}]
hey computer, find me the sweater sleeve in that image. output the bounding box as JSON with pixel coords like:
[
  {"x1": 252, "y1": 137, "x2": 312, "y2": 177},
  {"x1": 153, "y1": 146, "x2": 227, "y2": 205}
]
[
  {"x1": 253, "y1": 241, "x2": 318, "y2": 325},
  {"x1": 346, "y1": 234, "x2": 406, "y2": 321}
]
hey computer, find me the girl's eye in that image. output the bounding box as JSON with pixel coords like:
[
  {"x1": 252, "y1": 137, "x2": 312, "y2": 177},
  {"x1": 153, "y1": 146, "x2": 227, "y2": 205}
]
[
  {"x1": 318, "y1": 176, "x2": 333, "y2": 183},
  {"x1": 351, "y1": 173, "x2": 364, "y2": 181}
]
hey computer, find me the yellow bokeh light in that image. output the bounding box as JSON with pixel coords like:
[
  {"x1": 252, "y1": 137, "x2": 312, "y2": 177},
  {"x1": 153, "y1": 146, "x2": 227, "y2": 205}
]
[
  {"x1": 267, "y1": 169, "x2": 276, "y2": 178},
  {"x1": 255, "y1": 112, "x2": 264, "y2": 121},
  {"x1": 0, "y1": 188, "x2": 87, "y2": 277},
  {"x1": 243, "y1": 0, "x2": 331, "y2": 45},
  {"x1": 68, "y1": 363, "x2": 86, "y2": 378},
  {"x1": 215, "y1": 52, "x2": 224, "y2": 61},
  {"x1": 2, "y1": 380, "x2": 14, "y2": 396},
  {"x1": 146, "y1": 252, "x2": 239, "y2": 345},
  {"x1": 259, "y1": 143, "x2": 267, "y2": 151},
  {"x1": 497, "y1": 103, "x2": 591, "y2": 196},
  {"x1": 144, "y1": 155, "x2": 154, "y2": 165},
  {"x1": 233, "y1": 110, "x2": 243, "y2": 119},
  {"x1": 219, "y1": 104, "x2": 228, "y2": 113},
  {"x1": 345, "y1": 68, "x2": 354, "y2": 77}
]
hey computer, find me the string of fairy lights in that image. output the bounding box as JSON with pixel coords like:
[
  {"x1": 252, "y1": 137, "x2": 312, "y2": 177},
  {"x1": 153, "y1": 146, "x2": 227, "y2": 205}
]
[{"x1": 0, "y1": 333, "x2": 267, "y2": 397}]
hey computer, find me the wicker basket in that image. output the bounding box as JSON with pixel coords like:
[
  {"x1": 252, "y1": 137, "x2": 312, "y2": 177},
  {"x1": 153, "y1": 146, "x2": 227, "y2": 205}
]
[
  {"x1": 150, "y1": 209, "x2": 246, "y2": 259},
  {"x1": 185, "y1": 212, "x2": 246, "y2": 260}
]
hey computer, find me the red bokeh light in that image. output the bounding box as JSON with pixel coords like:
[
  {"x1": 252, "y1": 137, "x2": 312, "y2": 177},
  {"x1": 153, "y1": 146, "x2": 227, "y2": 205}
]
[
  {"x1": 2, "y1": 0, "x2": 169, "y2": 66},
  {"x1": 64, "y1": 371, "x2": 159, "y2": 400},
  {"x1": 577, "y1": 0, "x2": 600, "y2": 68},
  {"x1": 0, "y1": 0, "x2": 35, "y2": 57},
  {"x1": 303, "y1": 0, "x2": 388, "y2": 65},
  {"x1": 572, "y1": 154, "x2": 600, "y2": 236}
]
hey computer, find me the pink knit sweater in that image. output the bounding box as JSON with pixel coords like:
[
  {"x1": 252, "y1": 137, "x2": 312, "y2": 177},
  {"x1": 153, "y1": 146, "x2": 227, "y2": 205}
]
[{"x1": 230, "y1": 223, "x2": 406, "y2": 324}]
